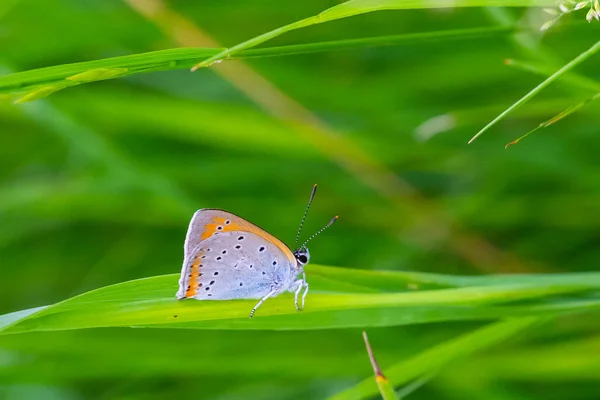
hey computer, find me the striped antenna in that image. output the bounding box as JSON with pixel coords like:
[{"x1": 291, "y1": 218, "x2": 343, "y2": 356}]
[
  {"x1": 299, "y1": 215, "x2": 338, "y2": 251},
  {"x1": 295, "y1": 184, "x2": 318, "y2": 247}
]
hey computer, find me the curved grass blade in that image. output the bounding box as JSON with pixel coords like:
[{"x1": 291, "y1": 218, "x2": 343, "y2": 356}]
[
  {"x1": 191, "y1": 0, "x2": 555, "y2": 70},
  {"x1": 506, "y1": 92, "x2": 600, "y2": 148},
  {"x1": 0, "y1": 306, "x2": 48, "y2": 329},
  {"x1": 1, "y1": 48, "x2": 220, "y2": 101},
  {"x1": 2, "y1": 266, "x2": 600, "y2": 334},
  {"x1": 468, "y1": 39, "x2": 600, "y2": 144},
  {"x1": 394, "y1": 374, "x2": 434, "y2": 399},
  {"x1": 239, "y1": 25, "x2": 513, "y2": 59},
  {"x1": 329, "y1": 317, "x2": 542, "y2": 400},
  {"x1": 363, "y1": 331, "x2": 399, "y2": 399},
  {"x1": 139, "y1": 298, "x2": 600, "y2": 330},
  {"x1": 0, "y1": 26, "x2": 513, "y2": 100},
  {"x1": 505, "y1": 58, "x2": 600, "y2": 92}
]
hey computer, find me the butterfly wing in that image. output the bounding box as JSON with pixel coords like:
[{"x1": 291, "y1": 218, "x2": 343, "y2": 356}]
[{"x1": 177, "y1": 209, "x2": 298, "y2": 300}]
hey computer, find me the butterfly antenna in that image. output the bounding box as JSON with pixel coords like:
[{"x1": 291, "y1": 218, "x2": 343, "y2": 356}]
[
  {"x1": 299, "y1": 215, "x2": 338, "y2": 250},
  {"x1": 295, "y1": 184, "x2": 318, "y2": 247}
]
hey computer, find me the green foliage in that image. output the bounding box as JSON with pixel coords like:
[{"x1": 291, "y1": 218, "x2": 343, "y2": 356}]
[
  {"x1": 332, "y1": 318, "x2": 541, "y2": 399},
  {"x1": 2, "y1": 0, "x2": 600, "y2": 399},
  {"x1": 469, "y1": 39, "x2": 600, "y2": 143},
  {"x1": 3, "y1": 266, "x2": 600, "y2": 333},
  {"x1": 191, "y1": 0, "x2": 556, "y2": 69},
  {"x1": 360, "y1": 331, "x2": 400, "y2": 400},
  {"x1": 0, "y1": 26, "x2": 513, "y2": 101}
]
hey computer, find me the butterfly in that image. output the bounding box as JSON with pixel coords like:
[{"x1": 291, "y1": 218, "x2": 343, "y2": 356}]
[{"x1": 176, "y1": 185, "x2": 337, "y2": 318}]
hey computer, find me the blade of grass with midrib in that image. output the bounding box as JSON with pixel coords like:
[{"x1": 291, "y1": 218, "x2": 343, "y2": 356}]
[
  {"x1": 0, "y1": 26, "x2": 513, "y2": 100},
  {"x1": 469, "y1": 39, "x2": 600, "y2": 144},
  {"x1": 191, "y1": 0, "x2": 556, "y2": 70},
  {"x1": 363, "y1": 331, "x2": 400, "y2": 399},
  {"x1": 2, "y1": 266, "x2": 600, "y2": 334},
  {"x1": 328, "y1": 317, "x2": 542, "y2": 400}
]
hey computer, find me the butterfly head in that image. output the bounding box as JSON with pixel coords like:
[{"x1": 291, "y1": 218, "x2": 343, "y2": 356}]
[{"x1": 293, "y1": 247, "x2": 310, "y2": 268}]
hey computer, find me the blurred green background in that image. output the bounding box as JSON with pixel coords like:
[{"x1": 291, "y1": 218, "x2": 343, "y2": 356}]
[{"x1": 2, "y1": 0, "x2": 600, "y2": 399}]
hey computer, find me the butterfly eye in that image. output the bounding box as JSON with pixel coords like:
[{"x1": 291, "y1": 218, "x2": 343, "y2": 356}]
[{"x1": 298, "y1": 255, "x2": 308, "y2": 264}]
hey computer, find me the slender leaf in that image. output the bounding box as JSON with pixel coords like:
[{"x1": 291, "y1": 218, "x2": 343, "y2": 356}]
[
  {"x1": 2, "y1": 266, "x2": 600, "y2": 334},
  {"x1": 505, "y1": 58, "x2": 600, "y2": 92},
  {"x1": 506, "y1": 92, "x2": 600, "y2": 148},
  {"x1": 468, "y1": 39, "x2": 600, "y2": 143},
  {"x1": 363, "y1": 331, "x2": 399, "y2": 399},
  {"x1": 329, "y1": 317, "x2": 542, "y2": 400},
  {"x1": 0, "y1": 26, "x2": 513, "y2": 100},
  {"x1": 191, "y1": 0, "x2": 556, "y2": 70}
]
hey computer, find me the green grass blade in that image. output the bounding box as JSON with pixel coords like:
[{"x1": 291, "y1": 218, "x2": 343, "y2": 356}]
[
  {"x1": 506, "y1": 92, "x2": 600, "y2": 148},
  {"x1": 318, "y1": 0, "x2": 554, "y2": 18},
  {"x1": 468, "y1": 39, "x2": 600, "y2": 144},
  {"x1": 239, "y1": 25, "x2": 514, "y2": 59},
  {"x1": 2, "y1": 266, "x2": 600, "y2": 334},
  {"x1": 0, "y1": 48, "x2": 220, "y2": 100},
  {"x1": 328, "y1": 317, "x2": 542, "y2": 400},
  {"x1": 0, "y1": 26, "x2": 513, "y2": 100},
  {"x1": 0, "y1": 306, "x2": 48, "y2": 330},
  {"x1": 138, "y1": 298, "x2": 600, "y2": 330},
  {"x1": 363, "y1": 331, "x2": 399, "y2": 400},
  {"x1": 191, "y1": 0, "x2": 555, "y2": 70},
  {"x1": 394, "y1": 374, "x2": 434, "y2": 399},
  {"x1": 505, "y1": 58, "x2": 600, "y2": 92}
]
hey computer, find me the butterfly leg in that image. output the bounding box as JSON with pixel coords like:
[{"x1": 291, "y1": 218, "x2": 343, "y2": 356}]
[
  {"x1": 294, "y1": 273, "x2": 309, "y2": 311},
  {"x1": 249, "y1": 289, "x2": 277, "y2": 319},
  {"x1": 294, "y1": 280, "x2": 304, "y2": 311},
  {"x1": 301, "y1": 279, "x2": 309, "y2": 310}
]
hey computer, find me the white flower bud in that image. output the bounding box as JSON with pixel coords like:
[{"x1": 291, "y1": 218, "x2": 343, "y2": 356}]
[
  {"x1": 540, "y1": 19, "x2": 557, "y2": 31},
  {"x1": 586, "y1": 7, "x2": 595, "y2": 21}
]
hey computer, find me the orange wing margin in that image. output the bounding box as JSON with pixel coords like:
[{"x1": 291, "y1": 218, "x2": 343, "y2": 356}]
[{"x1": 197, "y1": 211, "x2": 296, "y2": 266}]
